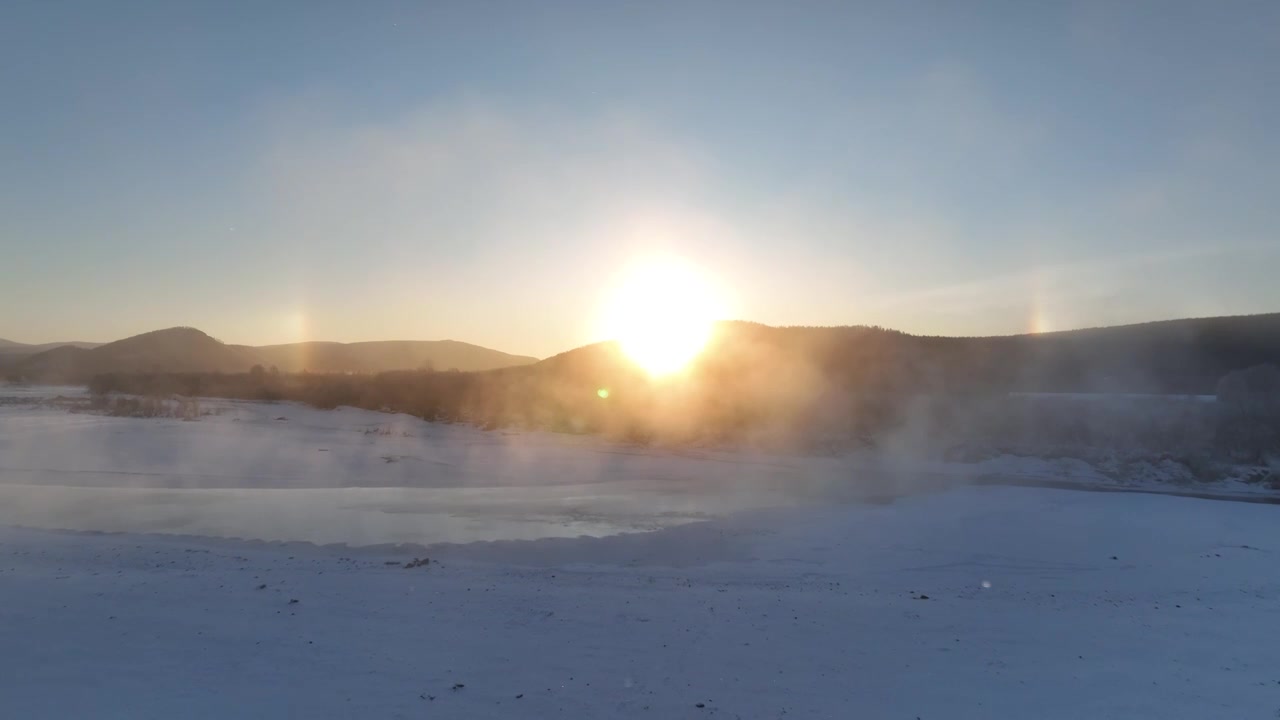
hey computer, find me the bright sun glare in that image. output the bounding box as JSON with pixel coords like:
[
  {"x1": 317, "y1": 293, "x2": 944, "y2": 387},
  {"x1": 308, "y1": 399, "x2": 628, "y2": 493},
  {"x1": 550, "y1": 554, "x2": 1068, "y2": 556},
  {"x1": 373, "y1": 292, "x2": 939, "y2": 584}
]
[{"x1": 604, "y1": 258, "x2": 725, "y2": 377}]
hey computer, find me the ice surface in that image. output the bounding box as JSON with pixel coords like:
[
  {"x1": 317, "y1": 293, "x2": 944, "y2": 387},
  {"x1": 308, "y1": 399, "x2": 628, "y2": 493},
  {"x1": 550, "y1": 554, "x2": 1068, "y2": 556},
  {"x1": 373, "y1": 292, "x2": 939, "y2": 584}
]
[{"x1": 0, "y1": 392, "x2": 962, "y2": 545}]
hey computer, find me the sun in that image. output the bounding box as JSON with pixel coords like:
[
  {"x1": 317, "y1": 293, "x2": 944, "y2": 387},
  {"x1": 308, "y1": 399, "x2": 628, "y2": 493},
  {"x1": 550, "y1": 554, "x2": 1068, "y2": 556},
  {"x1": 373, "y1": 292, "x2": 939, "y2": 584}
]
[{"x1": 603, "y1": 258, "x2": 725, "y2": 377}]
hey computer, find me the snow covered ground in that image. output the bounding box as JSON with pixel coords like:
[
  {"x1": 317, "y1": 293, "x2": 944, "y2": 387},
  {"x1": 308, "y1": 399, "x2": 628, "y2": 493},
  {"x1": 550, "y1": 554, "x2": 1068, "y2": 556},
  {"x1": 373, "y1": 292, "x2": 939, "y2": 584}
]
[
  {"x1": 968, "y1": 453, "x2": 1280, "y2": 499},
  {"x1": 2, "y1": 387, "x2": 1279, "y2": 718},
  {"x1": 4, "y1": 488, "x2": 1279, "y2": 719}
]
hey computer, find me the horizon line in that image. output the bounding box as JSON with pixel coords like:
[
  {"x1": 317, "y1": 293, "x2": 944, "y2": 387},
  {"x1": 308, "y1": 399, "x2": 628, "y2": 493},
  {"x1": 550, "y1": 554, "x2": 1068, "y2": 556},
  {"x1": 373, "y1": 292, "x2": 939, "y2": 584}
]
[{"x1": 4, "y1": 310, "x2": 1278, "y2": 354}]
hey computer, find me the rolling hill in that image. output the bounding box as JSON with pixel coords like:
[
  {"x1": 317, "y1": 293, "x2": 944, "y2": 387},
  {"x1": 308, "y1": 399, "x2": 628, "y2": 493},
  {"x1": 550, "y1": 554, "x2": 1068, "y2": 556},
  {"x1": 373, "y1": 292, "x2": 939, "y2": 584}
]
[
  {"x1": 0, "y1": 339, "x2": 104, "y2": 373},
  {"x1": 518, "y1": 313, "x2": 1280, "y2": 398},
  {"x1": 0, "y1": 339, "x2": 101, "y2": 353},
  {"x1": 387, "y1": 312, "x2": 1280, "y2": 446},
  {"x1": 8, "y1": 313, "x2": 1279, "y2": 395},
  {"x1": 59, "y1": 313, "x2": 1280, "y2": 454},
  {"x1": 6, "y1": 327, "x2": 538, "y2": 383},
  {"x1": 11, "y1": 328, "x2": 257, "y2": 382},
  {"x1": 243, "y1": 340, "x2": 537, "y2": 374}
]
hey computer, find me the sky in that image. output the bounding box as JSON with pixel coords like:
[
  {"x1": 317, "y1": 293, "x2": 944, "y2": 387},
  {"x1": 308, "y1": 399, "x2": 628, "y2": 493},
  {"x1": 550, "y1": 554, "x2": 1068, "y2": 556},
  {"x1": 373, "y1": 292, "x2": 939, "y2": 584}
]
[{"x1": 2, "y1": 0, "x2": 1278, "y2": 357}]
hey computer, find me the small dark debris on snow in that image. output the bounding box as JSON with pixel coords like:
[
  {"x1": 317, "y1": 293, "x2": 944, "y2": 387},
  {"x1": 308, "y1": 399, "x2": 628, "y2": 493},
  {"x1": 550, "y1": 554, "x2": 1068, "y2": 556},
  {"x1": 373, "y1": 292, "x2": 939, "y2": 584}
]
[
  {"x1": 288, "y1": 598, "x2": 299, "y2": 605},
  {"x1": 696, "y1": 702, "x2": 706, "y2": 708},
  {"x1": 276, "y1": 416, "x2": 288, "y2": 421},
  {"x1": 452, "y1": 683, "x2": 465, "y2": 691},
  {"x1": 1110, "y1": 556, "x2": 1118, "y2": 560},
  {"x1": 404, "y1": 557, "x2": 431, "y2": 569},
  {"x1": 516, "y1": 694, "x2": 524, "y2": 699},
  {"x1": 256, "y1": 583, "x2": 267, "y2": 590},
  {"x1": 916, "y1": 594, "x2": 930, "y2": 600}
]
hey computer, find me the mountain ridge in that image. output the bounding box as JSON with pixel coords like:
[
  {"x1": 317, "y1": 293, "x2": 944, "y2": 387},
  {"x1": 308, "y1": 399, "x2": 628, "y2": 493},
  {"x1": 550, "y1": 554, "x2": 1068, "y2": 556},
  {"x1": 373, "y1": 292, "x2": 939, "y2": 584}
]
[
  {"x1": 0, "y1": 339, "x2": 102, "y2": 353},
  {"x1": 6, "y1": 312, "x2": 1280, "y2": 394},
  {"x1": 525, "y1": 312, "x2": 1280, "y2": 396},
  {"x1": 5, "y1": 327, "x2": 539, "y2": 382},
  {"x1": 238, "y1": 339, "x2": 538, "y2": 374}
]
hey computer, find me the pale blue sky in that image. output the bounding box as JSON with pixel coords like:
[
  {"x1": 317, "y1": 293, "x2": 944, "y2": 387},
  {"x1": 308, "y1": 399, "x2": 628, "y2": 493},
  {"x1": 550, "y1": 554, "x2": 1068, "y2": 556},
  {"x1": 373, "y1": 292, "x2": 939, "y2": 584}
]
[{"x1": 2, "y1": 0, "x2": 1277, "y2": 356}]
